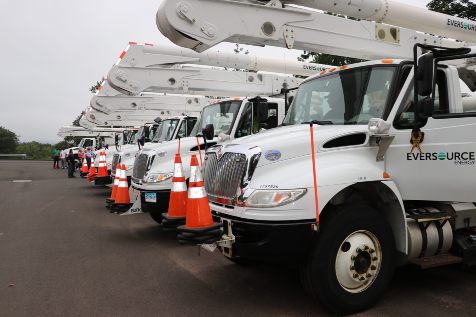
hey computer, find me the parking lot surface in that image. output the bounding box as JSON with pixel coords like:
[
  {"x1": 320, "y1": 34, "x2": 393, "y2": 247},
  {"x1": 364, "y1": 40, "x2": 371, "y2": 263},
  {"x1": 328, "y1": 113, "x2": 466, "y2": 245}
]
[{"x1": 1, "y1": 160, "x2": 476, "y2": 316}]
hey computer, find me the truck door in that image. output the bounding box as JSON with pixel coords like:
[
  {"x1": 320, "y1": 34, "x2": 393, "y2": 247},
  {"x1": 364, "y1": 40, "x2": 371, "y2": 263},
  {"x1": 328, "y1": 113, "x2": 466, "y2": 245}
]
[{"x1": 386, "y1": 68, "x2": 476, "y2": 202}]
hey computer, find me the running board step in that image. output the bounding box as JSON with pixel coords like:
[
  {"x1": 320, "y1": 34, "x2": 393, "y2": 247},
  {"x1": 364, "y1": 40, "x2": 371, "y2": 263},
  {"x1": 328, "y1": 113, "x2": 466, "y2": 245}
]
[{"x1": 411, "y1": 253, "x2": 463, "y2": 269}]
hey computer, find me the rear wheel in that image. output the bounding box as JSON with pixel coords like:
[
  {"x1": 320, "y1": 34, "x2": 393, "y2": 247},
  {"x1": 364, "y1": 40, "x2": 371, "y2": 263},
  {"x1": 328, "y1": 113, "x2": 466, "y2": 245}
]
[{"x1": 300, "y1": 205, "x2": 395, "y2": 315}]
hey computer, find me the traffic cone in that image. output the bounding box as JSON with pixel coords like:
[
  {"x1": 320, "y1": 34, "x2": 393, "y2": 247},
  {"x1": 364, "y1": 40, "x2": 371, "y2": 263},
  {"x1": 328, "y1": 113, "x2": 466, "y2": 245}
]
[
  {"x1": 106, "y1": 163, "x2": 121, "y2": 210},
  {"x1": 55, "y1": 161, "x2": 58, "y2": 169},
  {"x1": 95, "y1": 151, "x2": 112, "y2": 186},
  {"x1": 87, "y1": 153, "x2": 96, "y2": 182},
  {"x1": 161, "y1": 154, "x2": 188, "y2": 230},
  {"x1": 177, "y1": 155, "x2": 223, "y2": 244},
  {"x1": 109, "y1": 164, "x2": 132, "y2": 214},
  {"x1": 80, "y1": 157, "x2": 89, "y2": 178}
]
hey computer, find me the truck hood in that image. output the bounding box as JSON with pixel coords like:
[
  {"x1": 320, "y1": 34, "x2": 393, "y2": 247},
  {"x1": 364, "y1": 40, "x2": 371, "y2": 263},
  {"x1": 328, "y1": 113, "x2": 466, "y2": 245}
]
[{"x1": 232, "y1": 124, "x2": 370, "y2": 167}]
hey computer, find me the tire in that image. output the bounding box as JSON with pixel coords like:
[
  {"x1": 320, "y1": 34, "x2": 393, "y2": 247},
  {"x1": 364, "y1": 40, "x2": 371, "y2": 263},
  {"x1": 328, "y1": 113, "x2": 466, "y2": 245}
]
[
  {"x1": 300, "y1": 205, "x2": 395, "y2": 315},
  {"x1": 149, "y1": 212, "x2": 163, "y2": 224}
]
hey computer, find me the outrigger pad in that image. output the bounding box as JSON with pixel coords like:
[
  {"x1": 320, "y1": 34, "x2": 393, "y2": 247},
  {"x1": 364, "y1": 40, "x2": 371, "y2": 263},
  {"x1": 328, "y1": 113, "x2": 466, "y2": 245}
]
[
  {"x1": 161, "y1": 214, "x2": 187, "y2": 231},
  {"x1": 177, "y1": 222, "x2": 223, "y2": 245},
  {"x1": 94, "y1": 176, "x2": 112, "y2": 186},
  {"x1": 108, "y1": 203, "x2": 133, "y2": 214},
  {"x1": 177, "y1": 223, "x2": 223, "y2": 234}
]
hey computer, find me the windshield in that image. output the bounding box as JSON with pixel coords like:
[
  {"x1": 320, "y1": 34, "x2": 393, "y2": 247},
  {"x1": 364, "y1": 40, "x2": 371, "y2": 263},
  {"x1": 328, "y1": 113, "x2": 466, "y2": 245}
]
[
  {"x1": 117, "y1": 134, "x2": 124, "y2": 146},
  {"x1": 152, "y1": 119, "x2": 179, "y2": 142},
  {"x1": 78, "y1": 139, "x2": 85, "y2": 148},
  {"x1": 284, "y1": 66, "x2": 395, "y2": 125},
  {"x1": 190, "y1": 101, "x2": 241, "y2": 137},
  {"x1": 127, "y1": 131, "x2": 138, "y2": 144},
  {"x1": 132, "y1": 127, "x2": 144, "y2": 144}
]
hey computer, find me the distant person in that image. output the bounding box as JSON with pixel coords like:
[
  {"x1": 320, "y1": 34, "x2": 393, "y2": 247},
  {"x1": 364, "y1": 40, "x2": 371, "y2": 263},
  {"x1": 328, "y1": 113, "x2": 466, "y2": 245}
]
[
  {"x1": 86, "y1": 147, "x2": 92, "y2": 170},
  {"x1": 61, "y1": 149, "x2": 67, "y2": 169},
  {"x1": 52, "y1": 147, "x2": 60, "y2": 169},
  {"x1": 67, "y1": 149, "x2": 76, "y2": 178},
  {"x1": 77, "y1": 149, "x2": 84, "y2": 171}
]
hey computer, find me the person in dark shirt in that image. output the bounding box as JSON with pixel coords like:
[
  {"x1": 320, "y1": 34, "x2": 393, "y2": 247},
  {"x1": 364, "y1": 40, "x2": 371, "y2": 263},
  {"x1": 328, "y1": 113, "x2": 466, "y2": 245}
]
[{"x1": 67, "y1": 150, "x2": 76, "y2": 178}]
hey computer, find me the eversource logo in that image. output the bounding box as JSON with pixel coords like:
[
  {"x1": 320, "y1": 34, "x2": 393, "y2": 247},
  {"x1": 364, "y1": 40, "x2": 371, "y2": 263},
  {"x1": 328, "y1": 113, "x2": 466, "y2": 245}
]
[
  {"x1": 447, "y1": 19, "x2": 476, "y2": 31},
  {"x1": 303, "y1": 64, "x2": 329, "y2": 71},
  {"x1": 407, "y1": 151, "x2": 476, "y2": 165}
]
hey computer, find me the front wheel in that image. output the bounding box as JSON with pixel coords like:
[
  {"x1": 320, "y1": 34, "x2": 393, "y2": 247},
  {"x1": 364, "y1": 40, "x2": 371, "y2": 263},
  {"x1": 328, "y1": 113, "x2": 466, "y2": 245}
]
[{"x1": 300, "y1": 205, "x2": 395, "y2": 315}]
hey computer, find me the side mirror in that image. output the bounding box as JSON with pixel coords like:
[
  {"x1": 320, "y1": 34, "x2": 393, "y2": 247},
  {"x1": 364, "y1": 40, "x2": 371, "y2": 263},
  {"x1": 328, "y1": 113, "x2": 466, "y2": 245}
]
[
  {"x1": 139, "y1": 135, "x2": 146, "y2": 146},
  {"x1": 257, "y1": 102, "x2": 269, "y2": 124},
  {"x1": 286, "y1": 96, "x2": 294, "y2": 112},
  {"x1": 202, "y1": 124, "x2": 214, "y2": 140},
  {"x1": 143, "y1": 125, "x2": 150, "y2": 138},
  {"x1": 417, "y1": 53, "x2": 434, "y2": 96},
  {"x1": 115, "y1": 134, "x2": 118, "y2": 145},
  {"x1": 417, "y1": 97, "x2": 434, "y2": 118},
  {"x1": 105, "y1": 144, "x2": 109, "y2": 150}
]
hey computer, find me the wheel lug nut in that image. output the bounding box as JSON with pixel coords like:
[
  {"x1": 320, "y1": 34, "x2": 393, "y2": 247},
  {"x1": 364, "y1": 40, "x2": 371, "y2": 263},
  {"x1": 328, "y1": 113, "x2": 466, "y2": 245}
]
[
  {"x1": 350, "y1": 266, "x2": 355, "y2": 270},
  {"x1": 363, "y1": 245, "x2": 369, "y2": 250},
  {"x1": 353, "y1": 273, "x2": 359, "y2": 278},
  {"x1": 366, "y1": 273, "x2": 372, "y2": 278},
  {"x1": 358, "y1": 276, "x2": 365, "y2": 281},
  {"x1": 372, "y1": 256, "x2": 378, "y2": 261},
  {"x1": 369, "y1": 248, "x2": 375, "y2": 253},
  {"x1": 356, "y1": 248, "x2": 362, "y2": 253},
  {"x1": 351, "y1": 255, "x2": 355, "y2": 260},
  {"x1": 371, "y1": 265, "x2": 376, "y2": 270}
]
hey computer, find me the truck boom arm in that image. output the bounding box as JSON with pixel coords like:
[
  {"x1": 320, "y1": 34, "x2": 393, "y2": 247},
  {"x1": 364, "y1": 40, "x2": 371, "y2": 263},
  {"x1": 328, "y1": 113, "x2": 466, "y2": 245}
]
[
  {"x1": 157, "y1": 0, "x2": 475, "y2": 59},
  {"x1": 107, "y1": 44, "x2": 303, "y2": 96}
]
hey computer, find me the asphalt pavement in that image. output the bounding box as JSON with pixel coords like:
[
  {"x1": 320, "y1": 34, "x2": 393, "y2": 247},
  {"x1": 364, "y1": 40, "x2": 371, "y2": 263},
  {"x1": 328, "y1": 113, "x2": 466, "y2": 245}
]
[{"x1": 1, "y1": 160, "x2": 476, "y2": 317}]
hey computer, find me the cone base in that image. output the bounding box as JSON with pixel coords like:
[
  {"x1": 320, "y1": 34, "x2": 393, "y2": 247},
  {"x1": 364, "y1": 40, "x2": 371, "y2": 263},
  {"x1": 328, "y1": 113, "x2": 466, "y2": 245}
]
[
  {"x1": 94, "y1": 176, "x2": 112, "y2": 186},
  {"x1": 161, "y1": 213, "x2": 186, "y2": 231},
  {"x1": 109, "y1": 202, "x2": 133, "y2": 214}
]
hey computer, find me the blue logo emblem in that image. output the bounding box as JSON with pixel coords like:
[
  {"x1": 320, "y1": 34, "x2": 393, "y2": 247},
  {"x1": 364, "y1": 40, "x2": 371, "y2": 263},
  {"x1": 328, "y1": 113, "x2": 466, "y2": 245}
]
[
  {"x1": 157, "y1": 151, "x2": 166, "y2": 157},
  {"x1": 265, "y1": 150, "x2": 281, "y2": 161},
  {"x1": 125, "y1": 153, "x2": 130, "y2": 157}
]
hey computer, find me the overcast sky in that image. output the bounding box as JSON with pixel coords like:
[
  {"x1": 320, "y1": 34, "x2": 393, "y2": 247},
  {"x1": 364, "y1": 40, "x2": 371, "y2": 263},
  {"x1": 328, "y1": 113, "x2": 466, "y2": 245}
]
[{"x1": 0, "y1": 0, "x2": 434, "y2": 144}]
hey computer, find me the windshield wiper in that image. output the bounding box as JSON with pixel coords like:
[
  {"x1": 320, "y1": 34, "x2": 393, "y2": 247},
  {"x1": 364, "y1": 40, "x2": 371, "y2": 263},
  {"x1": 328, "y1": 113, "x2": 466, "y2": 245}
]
[{"x1": 302, "y1": 120, "x2": 333, "y2": 125}]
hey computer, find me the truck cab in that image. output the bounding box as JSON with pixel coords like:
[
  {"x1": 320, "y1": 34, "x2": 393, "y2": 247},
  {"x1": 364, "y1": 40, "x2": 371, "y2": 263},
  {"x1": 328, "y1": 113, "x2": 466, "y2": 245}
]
[
  {"x1": 198, "y1": 56, "x2": 476, "y2": 314},
  {"x1": 123, "y1": 97, "x2": 287, "y2": 220},
  {"x1": 110, "y1": 117, "x2": 197, "y2": 185}
]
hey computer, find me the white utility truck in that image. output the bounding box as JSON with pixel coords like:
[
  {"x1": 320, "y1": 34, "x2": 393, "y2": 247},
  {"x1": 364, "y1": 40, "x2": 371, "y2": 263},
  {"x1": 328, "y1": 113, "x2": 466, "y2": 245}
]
[
  {"x1": 57, "y1": 126, "x2": 123, "y2": 165},
  {"x1": 157, "y1": 0, "x2": 476, "y2": 314},
  {"x1": 103, "y1": 44, "x2": 311, "y2": 219},
  {"x1": 110, "y1": 115, "x2": 199, "y2": 189}
]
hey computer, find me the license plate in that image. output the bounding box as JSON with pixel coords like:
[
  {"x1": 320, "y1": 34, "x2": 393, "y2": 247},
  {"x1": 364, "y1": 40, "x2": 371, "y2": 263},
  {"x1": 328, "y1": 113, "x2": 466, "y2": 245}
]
[{"x1": 145, "y1": 193, "x2": 156, "y2": 203}]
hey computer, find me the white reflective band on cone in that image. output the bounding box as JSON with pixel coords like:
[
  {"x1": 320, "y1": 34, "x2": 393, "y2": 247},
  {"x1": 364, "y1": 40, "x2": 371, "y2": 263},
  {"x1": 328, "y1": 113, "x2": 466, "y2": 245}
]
[
  {"x1": 189, "y1": 166, "x2": 203, "y2": 182},
  {"x1": 118, "y1": 180, "x2": 128, "y2": 188},
  {"x1": 113, "y1": 178, "x2": 120, "y2": 186},
  {"x1": 188, "y1": 186, "x2": 206, "y2": 199},
  {"x1": 172, "y1": 181, "x2": 187, "y2": 192},
  {"x1": 174, "y1": 163, "x2": 184, "y2": 177},
  {"x1": 121, "y1": 168, "x2": 126, "y2": 180}
]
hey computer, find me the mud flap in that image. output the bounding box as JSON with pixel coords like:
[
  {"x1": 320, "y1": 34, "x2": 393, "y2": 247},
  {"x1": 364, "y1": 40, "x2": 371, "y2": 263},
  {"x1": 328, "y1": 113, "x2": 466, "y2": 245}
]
[{"x1": 120, "y1": 187, "x2": 143, "y2": 216}]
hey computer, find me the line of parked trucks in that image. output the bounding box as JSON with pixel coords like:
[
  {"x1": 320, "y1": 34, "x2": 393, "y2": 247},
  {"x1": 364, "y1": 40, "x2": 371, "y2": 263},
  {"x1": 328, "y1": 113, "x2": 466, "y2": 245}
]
[{"x1": 61, "y1": 0, "x2": 476, "y2": 314}]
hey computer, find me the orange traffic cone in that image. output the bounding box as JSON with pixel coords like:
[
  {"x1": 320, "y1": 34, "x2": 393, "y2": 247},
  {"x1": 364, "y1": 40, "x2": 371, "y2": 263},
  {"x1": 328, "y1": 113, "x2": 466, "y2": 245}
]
[
  {"x1": 80, "y1": 157, "x2": 89, "y2": 178},
  {"x1": 87, "y1": 153, "x2": 97, "y2": 182},
  {"x1": 55, "y1": 161, "x2": 58, "y2": 169},
  {"x1": 177, "y1": 155, "x2": 223, "y2": 244},
  {"x1": 161, "y1": 154, "x2": 188, "y2": 230},
  {"x1": 106, "y1": 163, "x2": 121, "y2": 210},
  {"x1": 95, "y1": 151, "x2": 112, "y2": 186},
  {"x1": 109, "y1": 164, "x2": 132, "y2": 214},
  {"x1": 97, "y1": 152, "x2": 108, "y2": 177}
]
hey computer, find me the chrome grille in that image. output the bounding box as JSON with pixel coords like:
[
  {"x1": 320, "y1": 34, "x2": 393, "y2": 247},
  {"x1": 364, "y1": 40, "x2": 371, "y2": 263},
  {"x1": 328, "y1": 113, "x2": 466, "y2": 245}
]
[
  {"x1": 203, "y1": 152, "x2": 247, "y2": 200},
  {"x1": 132, "y1": 154, "x2": 149, "y2": 180},
  {"x1": 111, "y1": 154, "x2": 121, "y2": 174}
]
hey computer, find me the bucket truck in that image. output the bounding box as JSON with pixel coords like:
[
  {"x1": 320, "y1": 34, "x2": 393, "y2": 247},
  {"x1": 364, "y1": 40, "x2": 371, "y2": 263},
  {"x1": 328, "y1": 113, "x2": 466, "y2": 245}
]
[
  {"x1": 103, "y1": 43, "x2": 312, "y2": 193},
  {"x1": 103, "y1": 43, "x2": 313, "y2": 217},
  {"x1": 156, "y1": 0, "x2": 476, "y2": 314},
  {"x1": 57, "y1": 126, "x2": 124, "y2": 165}
]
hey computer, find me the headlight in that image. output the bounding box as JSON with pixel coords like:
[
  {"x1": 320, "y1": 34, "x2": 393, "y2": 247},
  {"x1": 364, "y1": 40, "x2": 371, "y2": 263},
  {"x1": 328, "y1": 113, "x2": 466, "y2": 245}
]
[
  {"x1": 146, "y1": 172, "x2": 173, "y2": 183},
  {"x1": 244, "y1": 189, "x2": 307, "y2": 208}
]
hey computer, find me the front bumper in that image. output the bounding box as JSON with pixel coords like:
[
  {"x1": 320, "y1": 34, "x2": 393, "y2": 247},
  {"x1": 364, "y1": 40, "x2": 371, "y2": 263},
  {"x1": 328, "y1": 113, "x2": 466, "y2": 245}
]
[
  {"x1": 132, "y1": 184, "x2": 171, "y2": 215},
  {"x1": 212, "y1": 212, "x2": 315, "y2": 263}
]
